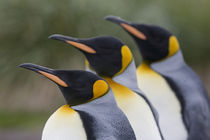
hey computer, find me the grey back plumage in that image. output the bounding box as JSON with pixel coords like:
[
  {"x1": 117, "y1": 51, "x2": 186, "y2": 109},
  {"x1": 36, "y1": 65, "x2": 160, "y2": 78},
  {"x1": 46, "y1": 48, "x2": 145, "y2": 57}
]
[
  {"x1": 151, "y1": 51, "x2": 210, "y2": 140},
  {"x1": 72, "y1": 89, "x2": 136, "y2": 140}
]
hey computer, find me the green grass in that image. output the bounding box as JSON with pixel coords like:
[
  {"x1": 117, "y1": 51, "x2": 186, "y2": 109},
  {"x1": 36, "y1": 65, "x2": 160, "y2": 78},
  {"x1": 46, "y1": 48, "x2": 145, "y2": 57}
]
[{"x1": 0, "y1": 111, "x2": 49, "y2": 129}]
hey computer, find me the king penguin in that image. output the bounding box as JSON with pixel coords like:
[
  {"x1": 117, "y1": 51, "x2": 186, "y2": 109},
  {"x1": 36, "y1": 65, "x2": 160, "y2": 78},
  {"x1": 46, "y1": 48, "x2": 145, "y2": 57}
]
[
  {"x1": 105, "y1": 15, "x2": 210, "y2": 140},
  {"x1": 49, "y1": 34, "x2": 164, "y2": 140},
  {"x1": 19, "y1": 63, "x2": 136, "y2": 140}
]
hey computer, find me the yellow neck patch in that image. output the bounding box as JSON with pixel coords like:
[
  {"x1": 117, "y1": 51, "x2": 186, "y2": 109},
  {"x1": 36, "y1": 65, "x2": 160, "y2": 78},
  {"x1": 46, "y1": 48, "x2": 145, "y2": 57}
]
[
  {"x1": 167, "y1": 36, "x2": 180, "y2": 57},
  {"x1": 103, "y1": 77, "x2": 134, "y2": 99},
  {"x1": 57, "y1": 104, "x2": 76, "y2": 115},
  {"x1": 92, "y1": 80, "x2": 109, "y2": 100},
  {"x1": 85, "y1": 59, "x2": 93, "y2": 71},
  {"x1": 115, "y1": 45, "x2": 133, "y2": 76},
  {"x1": 85, "y1": 59, "x2": 90, "y2": 68},
  {"x1": 137, "y1": 61, "x2": 153, "y2": 73}
]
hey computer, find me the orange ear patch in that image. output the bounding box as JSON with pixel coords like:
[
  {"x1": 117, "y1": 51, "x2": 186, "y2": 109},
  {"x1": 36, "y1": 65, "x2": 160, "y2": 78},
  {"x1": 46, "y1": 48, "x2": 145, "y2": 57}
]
[
  {"x1": 66, "y1": 40, "x2": 96, "y2": 54},
  {"x1": 168, "y1": 36, "x2": 179, "y2": 57},
  {"x1": 121, "y1": 23, "x2": 147, "y2": 40},
  {"x1": 114, "y1": 45, "x2": 133, "y2": 76},
  {"x1": 39, "y1": 71, "x2": 68, "y2": 87},
  {"x1": 92, "y1": 80, "x2": 109, "y2": 99}
]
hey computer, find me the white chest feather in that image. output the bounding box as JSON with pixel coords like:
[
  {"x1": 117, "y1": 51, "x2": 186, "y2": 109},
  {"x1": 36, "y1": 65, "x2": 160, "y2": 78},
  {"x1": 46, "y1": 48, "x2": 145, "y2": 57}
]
[
  {"x1": 121, "y1": 94, "x2": 162, "y2": 140},
  {"x1": 42, "y1": 105, "x2": 86, "y2": 140},
  {"x1": 105, "y1": 78, "x2": 162, "y2": 140},
  {"x1": 137, "y1": 64, "x2": 188, "y2": 140}
]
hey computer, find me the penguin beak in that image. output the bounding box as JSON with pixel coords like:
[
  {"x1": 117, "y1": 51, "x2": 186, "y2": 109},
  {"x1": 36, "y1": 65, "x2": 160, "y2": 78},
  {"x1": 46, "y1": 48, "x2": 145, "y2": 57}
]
[
  {"x1": 105, "y1": 15, "x2": 147, "y2": 40},
  {"x1": 19, "y1": 63, "x2": 68, "y2": 87},
  {"x1": 49, "y1": 34, "x2": 96, "y2": 54},
  {"x1": 104, "y1": 15, "x2": 131, "y2": 25}
]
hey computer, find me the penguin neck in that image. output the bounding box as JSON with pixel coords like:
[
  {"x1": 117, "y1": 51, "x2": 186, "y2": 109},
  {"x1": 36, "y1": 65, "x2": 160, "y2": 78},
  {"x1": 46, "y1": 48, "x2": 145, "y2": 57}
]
[
  {"x1": 112, "y1": 60, "x2": 141, "y2": 93},
  {"x1": 137, "y1": 60, "x2": 152, "y2": 71},
  {"x1": 138, "y1": 50, "x2": 184, "y2": 69},
  {"x1": 85, "y1": 59, "x2": 141, "y2": 93},
  {"x1": 72, "y1": 89, "x2": 116, "y2": 110},
  {"x1": 150, "y1": 50, "x2": 185, "y2": 70},
  {"x1": 56, "y1": 104, "x2": 76, "y2": 114}
]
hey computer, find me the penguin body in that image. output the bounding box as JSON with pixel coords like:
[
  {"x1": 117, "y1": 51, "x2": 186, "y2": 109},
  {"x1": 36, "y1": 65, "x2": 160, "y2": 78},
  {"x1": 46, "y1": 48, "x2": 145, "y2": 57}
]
[
  {"x1": 43, "y1": 88, "x2": 136, "y2": 140},
  {"x1": 20, "y1": 63, "x2": 136, "y2": 140},
  {"x1": 105, "y1": 77, "x2": 162, "y2": 140},
  {"x1": 50, "y1": 35, "x2": 163, "y2": 140},
  {"x1": 105, "y1": 16, "x2": 210, "y2": 140},
  {"x1": 137, "y1": 61, "x2": 188, "y2": 140},
  {"x1": 111, "y1": 59, "x2": 163, "y2": 140},
  {"x1": 150, "y1": 51, "x2": 210, "y2": 140}
]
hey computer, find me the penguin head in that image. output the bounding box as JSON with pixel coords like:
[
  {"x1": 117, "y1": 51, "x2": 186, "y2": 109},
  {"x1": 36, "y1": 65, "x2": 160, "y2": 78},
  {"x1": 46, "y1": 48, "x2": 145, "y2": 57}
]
[
  {"x1": 19, "y1": 63, "x2": 109, "y2": 106},
  {"x1": 49, "y1": 35, "x2": 133, "y2": 77},
  {"x1": 105, "y1": 15, "x2": 180, "y2": 62}
]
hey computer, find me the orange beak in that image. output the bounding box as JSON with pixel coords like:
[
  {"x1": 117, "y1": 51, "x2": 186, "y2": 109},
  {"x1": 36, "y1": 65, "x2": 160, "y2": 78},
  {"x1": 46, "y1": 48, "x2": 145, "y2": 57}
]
[
  {"x1": 49, "y1": 34, "x2": 96, "y2": 54},
  {"x1": 19, "y1": 63, "x2": 68, "y2": 87},
  {"x1": 105, "y1": 15, "x2": 147, "y2": 40}
]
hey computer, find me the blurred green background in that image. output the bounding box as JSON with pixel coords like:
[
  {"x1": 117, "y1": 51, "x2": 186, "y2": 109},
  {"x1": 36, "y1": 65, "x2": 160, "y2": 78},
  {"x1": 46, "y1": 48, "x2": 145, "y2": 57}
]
[{"x1": 0, "y1": 0, "x2": 210, "y2": 139}]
